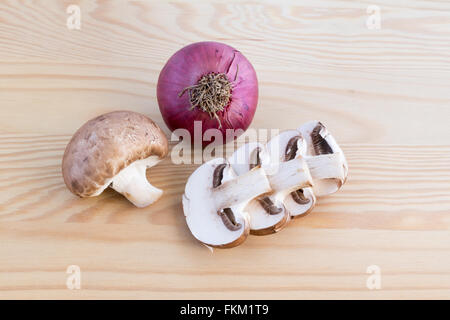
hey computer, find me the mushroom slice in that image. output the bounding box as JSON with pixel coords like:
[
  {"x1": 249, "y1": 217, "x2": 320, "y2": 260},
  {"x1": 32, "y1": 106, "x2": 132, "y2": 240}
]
[
  {"x1": 297, "y1": 121, "x2": 348, "y2": 197},
  {"x1": 229, "y1": 137, "x2": 316, "y2": 234},
  {"x1": 266, "y1": 130, "x2": 316, "y2": 218},
  {"x1": 62, "y1": 111, "x2": 169, "y2": 208},
  {"x1": 228, "y1": 143, "x2": 290, "y2": 235},
  {"x1": 182, "y1": 158, "x2": 272, "y2": 248}
]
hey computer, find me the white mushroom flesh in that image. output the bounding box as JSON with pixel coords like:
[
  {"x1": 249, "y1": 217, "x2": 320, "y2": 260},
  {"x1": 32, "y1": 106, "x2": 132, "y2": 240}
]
[
  {"x1": 183, "y1": 158, "x2": 271, "y2": 247},
  {"x1": 298, "y1": 121, "x2": 348, "y2": 196},
  {"x1": 229, "y1": 143, "x2": 287, "y2": 233},
  {"x1": 229, "y1": 138, "x2": 314, "y2": 233},
  {"x1": 266, "y1": 130, "x2": 316, "y2": 217},
  {"x1": 109, "y1": 156, "x2": 163, "y2": 208}
]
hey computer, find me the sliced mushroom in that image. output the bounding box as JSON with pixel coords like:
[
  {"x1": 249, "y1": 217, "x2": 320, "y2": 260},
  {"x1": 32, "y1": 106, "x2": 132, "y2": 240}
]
[
  {"x1": 232, "y1": 144, "x2": 283, "y2": 217},
  {"x1": 266, "y1": 130, "x2": 316, "y2": 218},
  {"x1": 62, "y1": 111, "x2": 168, "y2": 208},
  {"x1": 297, "y1": 121, "x2": 348, "y2": 197},
  {"x1": 182, "y1": 158, "x2": 272, "y2": 248},
  {"x1": 228, "y1": 143, "x2": 289, "y2": 235},
  {"x1": 229, "y1": 139, "x2": 314, "y2": 235}
]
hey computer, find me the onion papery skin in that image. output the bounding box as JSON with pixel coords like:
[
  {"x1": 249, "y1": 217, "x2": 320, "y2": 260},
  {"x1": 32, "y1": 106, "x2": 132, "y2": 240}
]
[{"x1": 157, "y1": 41, "x2": 258, "y2": 146}]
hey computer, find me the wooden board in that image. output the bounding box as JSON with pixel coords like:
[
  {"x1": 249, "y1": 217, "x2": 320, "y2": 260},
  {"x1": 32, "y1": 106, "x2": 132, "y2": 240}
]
[{"x1": 0, "y1": 0, "x2": 449, "y2": 299}]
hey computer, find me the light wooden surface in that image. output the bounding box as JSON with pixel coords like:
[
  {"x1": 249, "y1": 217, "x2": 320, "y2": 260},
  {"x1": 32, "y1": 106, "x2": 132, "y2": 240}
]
[{"x1": 0, "y1": 0, "x2": 449, "y2": 299}]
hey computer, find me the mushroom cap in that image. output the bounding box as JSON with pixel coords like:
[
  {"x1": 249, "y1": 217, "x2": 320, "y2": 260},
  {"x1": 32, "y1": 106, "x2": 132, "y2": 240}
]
[{"x1": 62, "y1": 111, "x2": 168, "y2": 197}]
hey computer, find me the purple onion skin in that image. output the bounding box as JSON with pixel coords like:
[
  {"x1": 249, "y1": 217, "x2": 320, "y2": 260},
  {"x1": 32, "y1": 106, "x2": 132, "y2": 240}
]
[{"x1": 157, "y1": 41, "x2": 258, "y2": 146}]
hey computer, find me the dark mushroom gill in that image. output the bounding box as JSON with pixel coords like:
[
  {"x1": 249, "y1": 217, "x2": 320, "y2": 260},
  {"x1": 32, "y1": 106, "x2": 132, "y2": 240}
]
[
  {"x1": 311, "y1": 122, "x2": 333, "y2": 155},
  {"x1": 213, "y1": 163, "x2": 242, "y2": 231},
  {"x1": 250, "y1": 147, "x2": 282, "y2": 215},
  {"x1": 284, "y1": 135, "x2": 311, "y2": 205}
]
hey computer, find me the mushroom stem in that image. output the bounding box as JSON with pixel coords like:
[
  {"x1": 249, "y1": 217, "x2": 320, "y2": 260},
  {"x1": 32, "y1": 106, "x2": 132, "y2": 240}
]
[
  {"x1": 266, "y1": 158, "x2": 313, "y2": 193},
  {"x1": 305, "y1": 153, "x2": 346, "y2": 181},
  {"x1": 214, "y1": 167, "x2": 271, "y2": 210},
  {"x1": 111, "y1": 160, "x2": 162, "y2": 208}
]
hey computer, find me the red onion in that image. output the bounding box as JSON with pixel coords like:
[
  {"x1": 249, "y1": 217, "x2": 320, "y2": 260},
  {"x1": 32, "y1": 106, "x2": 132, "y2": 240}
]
[{"x1": 157, "y1": 41, "x2": 258, "y2": 146}]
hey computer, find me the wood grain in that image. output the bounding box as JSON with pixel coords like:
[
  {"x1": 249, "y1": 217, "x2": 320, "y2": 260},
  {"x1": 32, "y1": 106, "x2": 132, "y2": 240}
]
[{"x1": 0, "y1": 0, "x2": 449, "y2": 299}]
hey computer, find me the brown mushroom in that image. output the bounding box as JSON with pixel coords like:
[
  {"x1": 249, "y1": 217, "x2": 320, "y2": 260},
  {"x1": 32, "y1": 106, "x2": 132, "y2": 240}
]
[{"x1": 62, "y1": 111, "x2": 168, "y2": 208}]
